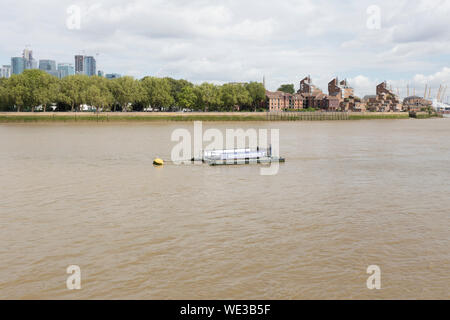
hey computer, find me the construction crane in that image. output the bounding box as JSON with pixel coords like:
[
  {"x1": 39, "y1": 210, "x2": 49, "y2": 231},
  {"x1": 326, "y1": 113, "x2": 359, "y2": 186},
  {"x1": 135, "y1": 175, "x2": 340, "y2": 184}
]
[
  {"x1": 441, "y1": 85, "x2": 447, "y2": 103},
  {"x1": 437, "y1": 85, "x2": 443, "y2": 102},
  {"x1": 96, "y1": 52, "x2": 100, "y2": 72},
  {"x1": 424, "y1": 84, "x2": 428, "y2": 99}
]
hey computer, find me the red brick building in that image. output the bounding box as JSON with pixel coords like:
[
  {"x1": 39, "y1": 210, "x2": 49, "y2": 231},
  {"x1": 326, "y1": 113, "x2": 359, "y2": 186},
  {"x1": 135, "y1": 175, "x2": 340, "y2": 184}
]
[
  {"x1": 298, "y1": 76, "x2": 322, "y2": 96},
  {"x1": 327, "y1": 77, "x2": 366, "y2": 111},
  {"x1": 328, "y1": 78, "x2": 354, "y2": 100},
  {"x1": 403, "y1": 96, "x2": 432, "y2": 112},
  {"x1": 266, "y1": 76, "x2": 361, "y2": 112},
  {"x1": 364, "y1": 82, "x2": 403, "y2": 112},
  {"x1": 322, "y1": 95, "x2": 340, "y2": 110},
  {"x1": 298, "y1": 76, "x2": 341, "y2": 111},
  {"x1": 266, "y1": 90, "x2": 303, "y2": 112}
]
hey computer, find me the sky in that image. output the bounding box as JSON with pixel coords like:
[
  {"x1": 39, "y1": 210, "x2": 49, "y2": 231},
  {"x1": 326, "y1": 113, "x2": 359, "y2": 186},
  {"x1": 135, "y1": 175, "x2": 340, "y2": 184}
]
[{"x1": 0, "y1": 0, "x2": 449, "y2": 100}]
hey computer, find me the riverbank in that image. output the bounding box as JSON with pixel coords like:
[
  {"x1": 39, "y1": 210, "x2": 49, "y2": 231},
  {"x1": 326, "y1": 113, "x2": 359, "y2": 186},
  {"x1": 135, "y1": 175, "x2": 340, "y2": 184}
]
[
  {"x1": 0, "y1": 111, "x2": 440, "y2": 122},
  {"x1": 0, "y1": 112, "x2": 266, "y2": 122},
  {"x1": 409, "y1": 111, "x2": 444, "y2": 119}
]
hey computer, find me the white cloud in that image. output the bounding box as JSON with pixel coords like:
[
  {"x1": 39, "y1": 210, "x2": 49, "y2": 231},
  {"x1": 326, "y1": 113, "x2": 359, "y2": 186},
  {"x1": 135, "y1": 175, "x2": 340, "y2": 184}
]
[
  {"x1": 0, "y1": 0, "x2": 449, "y2": 98},
  {"x1": 348, "y1": 75, "x2": 378, "y2": 96},
  {"x1": 346, "y1": 67, "x2": 450, "y2": 100},
  {"x1": 414, "y1": 67, "x2": 450, "y2": 84}
]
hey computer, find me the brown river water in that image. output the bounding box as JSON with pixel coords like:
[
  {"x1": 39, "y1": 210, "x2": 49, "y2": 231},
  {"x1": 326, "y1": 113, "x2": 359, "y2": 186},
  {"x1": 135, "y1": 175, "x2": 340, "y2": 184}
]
[{"x1": 0, "y1": 119, "x2": 449, "y2": 299}]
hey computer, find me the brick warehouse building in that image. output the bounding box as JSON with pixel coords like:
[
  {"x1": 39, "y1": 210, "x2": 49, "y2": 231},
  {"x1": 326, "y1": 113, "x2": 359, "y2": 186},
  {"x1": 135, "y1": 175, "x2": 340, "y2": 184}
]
[
  {"x1": 266, "y1": 90, "x2": 303, "y2": 112},
  {"x1": 265, "y1": 76, "x2": 342, "y2": 112},
  {"x1": 403, "y1": 96, "x2": 432, "y2": 112},
  {"x1": 264, "y1": 76, "x2": 371, "y2": 112},
  {"x1": 364, "y1": 82, "x2": 403, "y2": 112},
  {"x1": 299, "y1": 76, "x2": 341, "y2": 110},
  {"x1": 327, "y1": 77, "x2": 366, "y2": 111},
  {"x1": 328, "y1": 78, "x2": 354, "y2": 100}
]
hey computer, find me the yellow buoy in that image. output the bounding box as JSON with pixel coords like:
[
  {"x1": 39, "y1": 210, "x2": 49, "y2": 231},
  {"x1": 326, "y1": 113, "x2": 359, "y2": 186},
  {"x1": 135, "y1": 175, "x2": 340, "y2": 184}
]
[{"x1": 153, "y1": 158, "x2": 164, "y2": 166}]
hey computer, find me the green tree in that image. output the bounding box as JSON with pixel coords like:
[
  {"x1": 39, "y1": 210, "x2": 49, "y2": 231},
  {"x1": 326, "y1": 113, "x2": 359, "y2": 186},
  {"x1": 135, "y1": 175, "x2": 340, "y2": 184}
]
[
  {"x1": 15, "y1": 69, "x2": 60, "y2": 112},
  {"x1": 85, "y1": 76, "x2": 114, "y2": 112},
  {"x1": 164, "y1": 77, "x2": 193, "y2": 107},
  {"x1": 59, "y1": 74, "x2": 90, "y2": 112},
  {"x1": 0, "y1": 79, "x2": 6, "y2": 110},
  {"x1": 196, "y1": 83, "x2": 222, "y2": 112},
  {"x1": 141, "y1": 77, "x2": 174, "y2": 110},
  {"x1": 177, "y1": 86, "x2": 197, "y2": 109},
  {"x1": 245, "y1": 82, "x2": 266, "y2": 111},
  {"x1": 277, "y1": 84, "x2": 295, "y2": 94},
  {"x1": 108, "y1": 76, "x2": 143, "y2": 112},
  {"x1": 220, "y1": 83, "x2": 251, "y2": 111},
  {"x1": 38, "y1": 73, "x2": 60, "y2": 112},
  {"x1": 6, "y1": 73, "x2": 30, "y2": 112}
]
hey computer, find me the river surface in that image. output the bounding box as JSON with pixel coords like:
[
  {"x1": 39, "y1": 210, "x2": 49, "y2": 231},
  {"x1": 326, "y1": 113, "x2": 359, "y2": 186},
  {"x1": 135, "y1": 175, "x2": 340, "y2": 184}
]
[{"x1": 0, "y1": 119, "x2": 449, "y2": 299}]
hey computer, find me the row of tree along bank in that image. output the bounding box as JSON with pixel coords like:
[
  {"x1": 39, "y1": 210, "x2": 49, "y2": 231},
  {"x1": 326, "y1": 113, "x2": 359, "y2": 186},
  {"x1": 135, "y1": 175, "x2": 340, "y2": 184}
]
[{"x1": 0, "y1": 69, "x2": 266, "y2": 112}]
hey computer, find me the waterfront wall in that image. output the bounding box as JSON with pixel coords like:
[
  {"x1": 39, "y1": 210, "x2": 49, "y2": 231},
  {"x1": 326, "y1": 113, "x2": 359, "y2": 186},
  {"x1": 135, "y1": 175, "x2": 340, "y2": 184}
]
[{"x1": 0, "y1": 111, "x2": 414, "y2": 122}]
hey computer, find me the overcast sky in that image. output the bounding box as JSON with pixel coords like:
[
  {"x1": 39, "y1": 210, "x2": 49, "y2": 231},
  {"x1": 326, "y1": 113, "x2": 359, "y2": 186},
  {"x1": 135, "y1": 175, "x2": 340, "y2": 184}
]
[{"x1": 1, "y1": 0, "x2": 449, "y2": 99}]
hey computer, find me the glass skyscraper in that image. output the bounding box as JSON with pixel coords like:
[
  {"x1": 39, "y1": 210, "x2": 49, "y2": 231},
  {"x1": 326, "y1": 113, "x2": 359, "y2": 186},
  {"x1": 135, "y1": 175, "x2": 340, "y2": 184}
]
[
  {"x1": 39, "y1": 60, "x2": 56, "y2": 71},
  {"x1": 23, "y1": 49, "x2": 37, "y2": 70},
  {"x1": 84, "y1": 56, "x2": 96, "y2": 76},
  {"x1": 75, "y1": 55, "x2": 84, "y2": 74},
  {"x1": 0, "y1": 65, "x2": 11, "y2": 78},
  {"x1": 57, "y1": 63, "x2": 75, "y2": 78},
  {"x1": 39, "y1": 60, "x2": 59, "y2": 77},
  {"x1": 106, "y1": 73, "x2": 121, "y2": 79},
  {"x1": 11, "y1": 57, "x2": 25, "y2": 74}
]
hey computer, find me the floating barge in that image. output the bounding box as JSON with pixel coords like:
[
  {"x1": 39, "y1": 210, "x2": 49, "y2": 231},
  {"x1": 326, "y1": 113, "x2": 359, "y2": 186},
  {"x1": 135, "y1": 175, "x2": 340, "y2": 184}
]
[{"x1": 193, "y1": 147, "x2": 285, "y2": 166}]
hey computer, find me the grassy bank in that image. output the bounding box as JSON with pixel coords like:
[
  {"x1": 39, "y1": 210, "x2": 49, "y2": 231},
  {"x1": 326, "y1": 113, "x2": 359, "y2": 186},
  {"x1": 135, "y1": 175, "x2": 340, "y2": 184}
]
[
  {"x1": 0, "y1": 113, "x2": 269, "y2": 123},
  {"x1": 409, "y1": 112, "x2": 443, "y2": 119},
  {"x1": 0, "y1": 111, "x2": 440, "y2": 123},
  {"x1": 348, "y1": 113, "x2": 409, "y2": 120}
]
